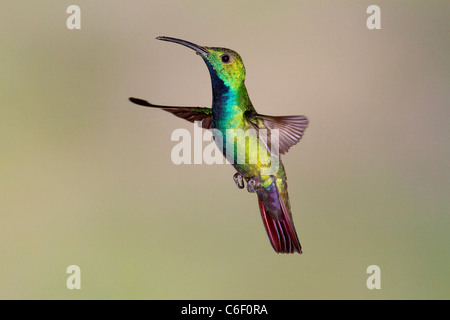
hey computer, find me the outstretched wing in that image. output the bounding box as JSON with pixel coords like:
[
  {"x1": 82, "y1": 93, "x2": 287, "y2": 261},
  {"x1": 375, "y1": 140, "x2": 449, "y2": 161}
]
[
  {"x1": 129, "y1": 97, "x2": 212, "y2": 129},
  {"x1": 247, "y1": 112, "x2": 309, "y2": 155}
]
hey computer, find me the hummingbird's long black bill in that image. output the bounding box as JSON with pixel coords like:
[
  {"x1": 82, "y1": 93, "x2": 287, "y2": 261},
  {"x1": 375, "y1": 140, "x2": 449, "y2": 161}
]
[{"x1": 156, "y1": 36, "x2": 209, "y2": 56}]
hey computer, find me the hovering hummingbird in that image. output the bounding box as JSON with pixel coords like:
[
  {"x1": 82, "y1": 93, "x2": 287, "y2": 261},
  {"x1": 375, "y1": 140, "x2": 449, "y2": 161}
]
[{"x1": 129, "y1": 36, "x2": 309, "y2": 254}]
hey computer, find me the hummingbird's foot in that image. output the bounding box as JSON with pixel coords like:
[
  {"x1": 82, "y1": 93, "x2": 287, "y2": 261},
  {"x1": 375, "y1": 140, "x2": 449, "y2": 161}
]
[
  {"x1": 247, "y1": 177, "x2": 258, "y2": 193},
  {"x1": 233, "y1": 172, "x2": 245, "y2": 189},
  {"x1": 247, "y1": 175, "x2": 277, "y2": 193}
]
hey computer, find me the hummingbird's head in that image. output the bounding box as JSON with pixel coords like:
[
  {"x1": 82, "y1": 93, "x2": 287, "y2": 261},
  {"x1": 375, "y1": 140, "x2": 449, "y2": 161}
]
[
  {"x1": 201, "y1": 47, "x2": 246, "y2": 89},
  {"x1": 156, "y1": 36, "x2": 246, "y2": 89}
]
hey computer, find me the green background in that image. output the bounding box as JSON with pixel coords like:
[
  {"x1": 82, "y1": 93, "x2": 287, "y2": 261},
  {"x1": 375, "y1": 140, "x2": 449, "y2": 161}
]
[{"x1": 1, "y1": 1, "x2": 449, "y2": 299}]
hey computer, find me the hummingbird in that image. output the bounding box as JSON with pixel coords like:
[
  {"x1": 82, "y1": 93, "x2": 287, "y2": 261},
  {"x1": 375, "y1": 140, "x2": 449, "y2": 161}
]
[{"x1": 129, "y1": 36, "x2": 309, "y2": 254}]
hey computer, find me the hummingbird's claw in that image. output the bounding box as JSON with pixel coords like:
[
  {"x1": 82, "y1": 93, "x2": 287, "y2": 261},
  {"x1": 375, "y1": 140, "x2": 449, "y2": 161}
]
[
  {"x1": 247, "y1": 178, "x2": 258, "y2": 193},
  {"x1": 247, "y1": 175, "x2": 277, "y2": 193},
  {"x1": 234, "y1": 172, "x2": 262, "y2": 193},
  {"x1": 233, "y1": 172, "x2": 245, "y2": 189}
]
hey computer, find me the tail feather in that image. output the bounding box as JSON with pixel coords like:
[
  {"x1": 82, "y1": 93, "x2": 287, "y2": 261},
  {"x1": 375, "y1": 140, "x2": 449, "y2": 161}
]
[{"x1": 257, "y1": 189, "x2": 302, "y2": 254}]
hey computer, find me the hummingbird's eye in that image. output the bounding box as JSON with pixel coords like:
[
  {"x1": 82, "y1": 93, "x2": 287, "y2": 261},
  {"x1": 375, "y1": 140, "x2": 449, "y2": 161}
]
[{"x1": 220, "y1": 54, "x2": 231, "y2": 64}]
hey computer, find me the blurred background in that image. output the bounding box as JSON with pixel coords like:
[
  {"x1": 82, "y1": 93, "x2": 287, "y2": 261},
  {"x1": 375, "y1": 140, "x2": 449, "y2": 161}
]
[{"x1": 0, "y1": 1, "x2": 449, "y2": 299}]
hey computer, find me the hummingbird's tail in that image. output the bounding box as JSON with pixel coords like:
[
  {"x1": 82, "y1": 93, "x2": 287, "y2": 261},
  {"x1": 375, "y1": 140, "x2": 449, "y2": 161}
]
[{"x1": 256, "y1": 182, "x2": 302, "y2": 254}]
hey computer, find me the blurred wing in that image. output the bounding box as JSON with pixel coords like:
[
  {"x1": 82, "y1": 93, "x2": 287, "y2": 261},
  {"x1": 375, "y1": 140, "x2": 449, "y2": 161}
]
[
  {"x1": 162, "y1": 106, "x2": 212, "y2": 129},
  {"x1": 248, "y1": 113, "x2": 309, "y2": 155},
  {"x1": 129, "y1": 97, "x2": 212, "y2": 129}
]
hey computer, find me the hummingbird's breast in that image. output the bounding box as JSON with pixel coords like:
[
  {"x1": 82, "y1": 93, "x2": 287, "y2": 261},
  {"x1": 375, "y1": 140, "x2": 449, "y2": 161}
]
[{"x1": 206, "y1": 64, "x2": 262, "y2": 177}]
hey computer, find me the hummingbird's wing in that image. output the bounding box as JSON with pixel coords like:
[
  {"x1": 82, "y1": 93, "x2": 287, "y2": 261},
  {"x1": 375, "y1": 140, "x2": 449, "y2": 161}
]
[
  {"x1": 129, "y1": 97, "x2": 212, "y2": 129},
  {"x1": 247, "y1": 113, "x2": 308, "y2": 155}
]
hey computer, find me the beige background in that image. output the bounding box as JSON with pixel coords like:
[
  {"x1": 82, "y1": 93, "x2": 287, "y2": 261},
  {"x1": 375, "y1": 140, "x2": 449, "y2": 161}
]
[{"x1": 1, "y1": 1, "x2": 449, "y2": 299}]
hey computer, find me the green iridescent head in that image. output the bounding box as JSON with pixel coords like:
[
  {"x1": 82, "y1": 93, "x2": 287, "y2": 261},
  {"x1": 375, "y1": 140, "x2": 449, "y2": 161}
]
[
  {"x1": 201, "y1": 47, "x2": 246, "y2": 88},
  {"x1": 156, "y1": 36, "x2": 246, "y2": 89}
]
